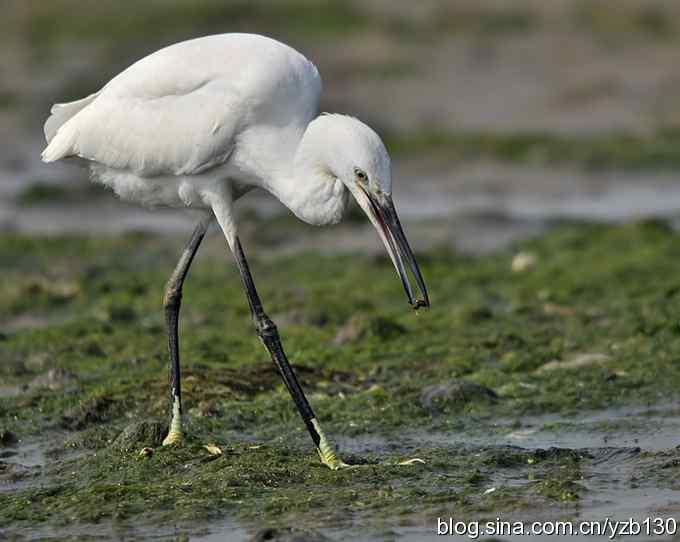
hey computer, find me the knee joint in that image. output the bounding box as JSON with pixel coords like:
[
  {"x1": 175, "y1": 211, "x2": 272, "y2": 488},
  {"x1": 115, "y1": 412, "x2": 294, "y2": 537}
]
[
  {"x1": 255, "y1": 315, "x2": 277, "y2": 338},
  {"x1": 163, "y1": 286, "x2": 182, "y2": 310}
]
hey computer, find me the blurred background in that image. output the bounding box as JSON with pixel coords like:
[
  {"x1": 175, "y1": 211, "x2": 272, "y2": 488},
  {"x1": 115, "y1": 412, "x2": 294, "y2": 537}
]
[{"x1": 3, "y1": 0, "x2": 680, "y2": 253}]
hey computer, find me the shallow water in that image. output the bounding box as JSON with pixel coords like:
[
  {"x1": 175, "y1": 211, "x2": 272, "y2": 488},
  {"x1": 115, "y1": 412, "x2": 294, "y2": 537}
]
[
  {"x1": 4, "y1": 160, "x2": 680, "y2": 258},
  {"x1": 435, "y1": 405, "x2": 680, "y2": 452}
]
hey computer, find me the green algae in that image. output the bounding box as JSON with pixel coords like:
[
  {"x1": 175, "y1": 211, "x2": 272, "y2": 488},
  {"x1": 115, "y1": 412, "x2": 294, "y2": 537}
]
[
  {"x1": 2, "y1": 221, "x2": 680, "y2": 536},
  {"x1": 386, "y1": 129, "x2": 680, "y2": 170},
  {"x1": 21, "y1": 1, "x2": 371, "y2": 57},
  {"x1": 17, "y1": 181, "x2": 105, "y2": 206},
  {"x1": 574, "y1": 2, "x2": 677, "y2": 42}
]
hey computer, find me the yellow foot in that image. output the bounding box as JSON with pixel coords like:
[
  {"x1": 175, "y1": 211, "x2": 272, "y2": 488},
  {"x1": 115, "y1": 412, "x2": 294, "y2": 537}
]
[
  {"x1": 318, "y1": 451, "x2": 352, "y2": 470},
  {"x1": 163, "y1": 397, "x2": 183, "y2": 446},
  {"x1": 162, "y1": 428, "x2": 184, "y2": 446},
  {"x1": 311, "y1": 418, "x2": 351, "y2": 470}
]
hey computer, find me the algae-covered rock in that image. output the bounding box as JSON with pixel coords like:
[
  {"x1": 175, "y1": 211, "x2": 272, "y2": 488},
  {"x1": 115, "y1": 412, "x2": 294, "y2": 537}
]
[
  {"x1": 250, "y1": 528, "x2": 331, "y2": 542},
  {"x1": 111, "y1": 420, "x2": 166, "y2": 453},
  {"x1": 333, "y1": 314, "x2": 406, "y2": 345},
  {"x1": 420, "y1": 380, "x2": 498, "y2": 414}
]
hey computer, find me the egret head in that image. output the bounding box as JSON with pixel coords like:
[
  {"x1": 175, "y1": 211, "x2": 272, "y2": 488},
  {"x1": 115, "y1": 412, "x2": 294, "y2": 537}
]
[{"x1": 306, "y1": 114, "x2": 429, "y2": 309}]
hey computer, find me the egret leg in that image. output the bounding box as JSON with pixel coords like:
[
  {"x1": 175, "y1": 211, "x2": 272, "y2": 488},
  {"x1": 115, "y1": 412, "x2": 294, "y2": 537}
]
[
  {"x1": 162, "y1": 212, "x2": 213, "y2": 446},
  {"x1": 232, "y1": 237, "x2": 348, "y2": 470}
]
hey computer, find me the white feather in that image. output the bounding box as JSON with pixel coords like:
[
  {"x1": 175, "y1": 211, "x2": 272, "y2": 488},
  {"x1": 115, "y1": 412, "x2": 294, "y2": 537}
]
[
  {"x1": 41, "y1": 33, "x2": 391, "y2": 235},
  {"x1": 43, "y1": 92, "x2": 99, "y2": 145},
  {"x1": 42, "y1": 34, "x2": 320, "y2": 177}
]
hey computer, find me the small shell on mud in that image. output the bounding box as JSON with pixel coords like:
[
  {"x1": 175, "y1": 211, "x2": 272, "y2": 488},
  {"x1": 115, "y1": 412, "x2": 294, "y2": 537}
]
[
  {"x1": 397, "y1": 458, "x2": 426, "y2": 466},
  {"x1": 537, "y1": 352, "x2": 612, "y2": 372},
  {"x1": 543, "y1": 303, "x2": 576, "y2": 316},
  {"x1": 204, "y1": 443, "x2": 223, "y2": 456},
  {"x1": 138, "y1": 447, "x2": 153, "y2": 457},
  {"x1": 511, "y1": 252, "x2": 537, "y2": 272}
]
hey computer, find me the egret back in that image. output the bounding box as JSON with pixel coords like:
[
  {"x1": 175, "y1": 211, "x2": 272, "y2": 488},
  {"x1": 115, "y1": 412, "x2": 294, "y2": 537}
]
[{"x1": 41, "y1": 34, "x2": 322, "y2": 178}]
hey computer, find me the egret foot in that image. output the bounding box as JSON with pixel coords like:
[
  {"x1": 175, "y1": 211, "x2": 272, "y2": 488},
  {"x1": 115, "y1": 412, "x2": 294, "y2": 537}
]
[
  {"x1": 162, "y1": 397, "x2": 184, "y2": 446},
  {"x1": 312, "y1": 418, "x2": 350, "y2": 470},
  {"x1": 162, "y1": 430, "x2": 183, "y2": 446},
  {"x1": 318, "y1": 449, "x2": 351, "y2": 470}
]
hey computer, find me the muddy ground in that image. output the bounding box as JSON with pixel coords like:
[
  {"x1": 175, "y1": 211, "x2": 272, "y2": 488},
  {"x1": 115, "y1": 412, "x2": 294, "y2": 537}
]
[{"x1": 3, "y1": 222, "x2": 680, "y2": 540}]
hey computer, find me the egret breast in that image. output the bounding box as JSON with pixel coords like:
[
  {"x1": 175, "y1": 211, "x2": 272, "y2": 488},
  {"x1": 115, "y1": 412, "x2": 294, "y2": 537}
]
[{"x1": 91, "y1": 163, "x2": 229, "y2": 209}]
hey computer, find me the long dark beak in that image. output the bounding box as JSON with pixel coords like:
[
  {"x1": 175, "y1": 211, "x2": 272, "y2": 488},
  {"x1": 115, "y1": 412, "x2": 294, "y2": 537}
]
[{"x1": 360, "y1": 187, "x2": 430, "y2": 310}]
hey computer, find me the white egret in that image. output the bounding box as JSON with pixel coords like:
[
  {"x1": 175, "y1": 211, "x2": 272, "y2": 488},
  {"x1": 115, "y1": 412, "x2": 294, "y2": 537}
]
[{"x1": 41, "y1": 33, "x2": 429, "y2": 469}]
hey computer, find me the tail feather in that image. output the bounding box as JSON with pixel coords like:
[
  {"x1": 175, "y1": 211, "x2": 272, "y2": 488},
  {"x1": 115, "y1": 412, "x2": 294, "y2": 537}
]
[
  {"x1": 41, "y1": 128, "x2": 77, "y2": 163},
  {"x1": 42, "y1": 92, "x2": 99, "y2": 162}
]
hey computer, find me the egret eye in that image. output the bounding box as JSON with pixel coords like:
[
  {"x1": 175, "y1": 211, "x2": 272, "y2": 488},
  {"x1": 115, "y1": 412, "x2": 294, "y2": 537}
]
[{"x1": 354, "y1": 168, "x2": 368, "y2": 182}]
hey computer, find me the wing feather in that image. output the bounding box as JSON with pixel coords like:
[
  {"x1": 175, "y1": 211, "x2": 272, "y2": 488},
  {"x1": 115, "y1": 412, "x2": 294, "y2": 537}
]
[
  {"x1": 41, "y1": 33, "x2": 322, "y2": 177},
  {"x1": 42, "y1": 84, "x2": 242, "y2": 176}
]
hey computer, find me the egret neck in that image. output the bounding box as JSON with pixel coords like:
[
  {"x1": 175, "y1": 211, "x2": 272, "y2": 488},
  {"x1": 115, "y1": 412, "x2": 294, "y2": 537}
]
[{"x1": 263, "y1": 118, "x2": 351, "y2": 227}]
